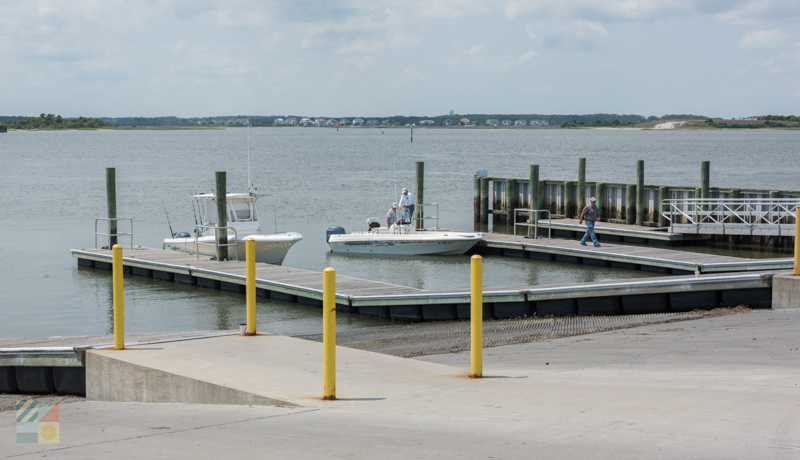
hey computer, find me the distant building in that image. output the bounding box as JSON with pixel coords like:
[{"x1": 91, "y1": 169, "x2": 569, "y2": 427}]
[
  {"x1": 316, "y1": 118, "x2": 326, "y2": 127},
  {"x1": 367, "y1": 119, "x2": 380, "y2": 126},
  {"x1": 419, "y1": 120, "x2": 434, "y2": 126},
  {"x1": 529, "y1": 120, "x2": 550, "y2": 126},
  {"x1": 273, "y1": 118, "x2": 285, "y2": 125},
  {"x1": 486, "y1": 119, "x2": 499, "y2": 127},
  {"x1": 352, "y1": 118, "x2": 364, "y2": 126},
  {"x1": 514, "y1": 119, "x2": 527, "y2": 127},
  {"x1": 285, "y1": 118, "x2": 298, "y2": 126},
  {"x1": 501, "y1": 119, "x2": 512, "y2": 126},
  {"x1": 444, "y1": 119, "x2": 454, "y2": 126},
  {"x1": 300, "y1": 117, "x2": 311, "y2": 126},
  {"x1": 327, "y1": 119, "x2": 337, "y2": 126},
  {"x1": 459, "y1": 118, "x2": 470, "y2": 126},
  {"x1": 339, "y1": 119, "x2": 351, "y2": 125}
]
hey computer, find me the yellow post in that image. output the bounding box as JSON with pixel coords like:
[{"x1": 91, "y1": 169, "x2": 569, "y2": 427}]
[
  {"x1": 112, "y1": 244, "x2": 124, "y2": 350},
  {"x1": 246, "y1": 238, "x2": 256, "y2": 335},
  {"x1": 323, "y1": 267, "x2": 336, "y2": 400},
  {"x1": 470, "y1": 255, "x2": 483, "y2": 378},
  {"x1": 795, "y1": 207, "x2": 800, "y2": 276}
]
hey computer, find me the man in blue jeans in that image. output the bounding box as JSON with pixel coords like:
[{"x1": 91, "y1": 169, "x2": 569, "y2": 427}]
[{"x1": 579, "y1": 197, "x2": 601, "y2": 247}]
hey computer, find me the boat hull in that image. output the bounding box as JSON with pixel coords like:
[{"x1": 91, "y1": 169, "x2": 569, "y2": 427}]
[
  {"x1": 328, "y1": 233, "x2": 481, "y2": 255},
  {"x1": 163, "y1": 233, "x2": 302, "y2": 265}
]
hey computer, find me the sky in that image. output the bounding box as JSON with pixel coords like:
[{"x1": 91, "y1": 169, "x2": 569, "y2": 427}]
[{"x1": 1, "y1": 0, "x2": 799, "y2": 118}]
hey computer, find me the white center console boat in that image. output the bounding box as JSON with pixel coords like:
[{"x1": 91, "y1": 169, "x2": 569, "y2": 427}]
[
  {"x1": 163, "y1": 191, "x2": 302, "y2": 265},
  {"x1": 326, "y1": 206, "x2": 483, "y2": 255}
]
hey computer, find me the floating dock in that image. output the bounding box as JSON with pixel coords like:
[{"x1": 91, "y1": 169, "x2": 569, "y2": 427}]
[
  {"x1": 534, "y1": 219, "x2": 709, "y2": 245},
  {"x1": 472, "y1": 232, "x2": 793, "y2": 274},
  {"x1": 71, "y1": 247, "x2": 779, "y2": 321}
]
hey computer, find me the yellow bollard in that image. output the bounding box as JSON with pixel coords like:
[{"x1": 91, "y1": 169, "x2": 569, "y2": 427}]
[
  {"x1": 112, "y1": 244, "x2": 124, "y2": 350},
  {"x1": 470, "y1": 254, "x2": 483, "y2": 378},
  {"x1": 795, "y1": 207, "x2": 800, "y2": 276},
  {"x1": 246, "y1": 238, "x2": 256, "y2": 335},
  {"x1": 323, "y1": 267, "x2": 336, "y2": 400}
]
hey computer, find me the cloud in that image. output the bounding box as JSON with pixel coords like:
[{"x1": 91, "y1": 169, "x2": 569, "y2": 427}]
[
  {"x1": 527, "y1": 20, "x2": 609, "y2": 50},
  {"x1": 446, "y1": 46, "x2": 538, "y2": 70},
  {"x1": 740, "y1": 29, "x2": 787, "y2": 49}
]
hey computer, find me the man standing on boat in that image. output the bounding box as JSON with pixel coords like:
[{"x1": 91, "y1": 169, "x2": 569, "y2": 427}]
[
  {"x1": 399, "y1": 188, "x2": 414, "y2": 223},
  {"x1": 579, "y1": 197, "x2": 601, "y2": 247},
  {"x1": 386, "y1": 203, "x2": 399, "y2": 228}
]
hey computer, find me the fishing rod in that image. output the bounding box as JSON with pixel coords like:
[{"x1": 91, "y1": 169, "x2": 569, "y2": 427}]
[{"x1": 162, "y1": 201, "x2": 175, "y2": 237}]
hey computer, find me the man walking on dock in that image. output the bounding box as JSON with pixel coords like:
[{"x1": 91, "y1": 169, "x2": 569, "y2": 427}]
[
  {"x1": 399, "y1": 188, "x2": 415, "y2": 222},
  {"x1": 579, "y1": 197, "x2": 601, "y2": 247}
]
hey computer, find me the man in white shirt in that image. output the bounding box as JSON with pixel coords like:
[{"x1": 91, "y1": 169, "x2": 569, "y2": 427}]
[{"x1": 399, "y1": 188, "x2": 415, "y2": 222}]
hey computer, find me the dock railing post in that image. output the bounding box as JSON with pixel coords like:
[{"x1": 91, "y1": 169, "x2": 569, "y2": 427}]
[
  {"x1": 215, "y1": 171, "x2": 228, "y2": 260},
  {"x1": 113, "y1": 244, "x2": 124, "y2": 350},
  {"x1": 470, "y1": 255, "x2": 483, "y2": 378},
  {"x1": 795, "y1": 207, "x2": 800, "y2": 276},
  {"x1": 578, "y1": 158, "x2": 586, "y2": 214},
  {"x1": 246, "y1": 238, "x2": 256, "y2": 335},
  {"x1": 323, "y1": 267, "x2": 336, "y2": 400},
  {"x1": 636, "y1": 160, "x2": 644, "y2": 225},
  {"x1": 106, "y1": 167, "x2": 117, "y2": 247},
  {"x1": 415, "y1": 161, "x2": 424, "y2": 230}
]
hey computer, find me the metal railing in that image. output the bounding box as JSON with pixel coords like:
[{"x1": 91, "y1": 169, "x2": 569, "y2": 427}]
[
  {"x1": 661, "y1": 198, "x2": 800, "y2": 236},
  {"x1": 95, "y1": 218, "x2": 133, "y2": 249},
  {"x1": 513, "y1": 209, "x2": 552, "y2": 239},
  {"x1": 413, "y1": 203, "x2": 439, "y2": 230},
  {"x1": 194, "y1": 225, "x2": 239, "y2": 261}
]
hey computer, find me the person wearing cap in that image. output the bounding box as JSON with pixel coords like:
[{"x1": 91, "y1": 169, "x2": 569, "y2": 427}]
[
  {"x1": 386, "y1": 203, "x2": 399, "y2": 227},
  {"x1": 579, "y1": 197, "x2": 601, "y2": 247},
  {"x1": 398, "y1": 187, "x2": 415, "y2": 222}
]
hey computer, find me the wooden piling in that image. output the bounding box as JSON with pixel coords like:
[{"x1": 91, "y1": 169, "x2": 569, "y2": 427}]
[
  {"x1": 530, "y1": 165, "x2": 539, "y2": 225},
  {"x1": 700, "y1": 161, "x2": 710, "y2": 199},
  {"x1": 636, "y1": 160, "x2": 644, "y2": 225},
  {"x1": 658, "y1": 187, "x2": 669, "y2": 227},
  {"x1": 564, "y1": 181, "x2": 574, "y2": 218},
  {"x1": 730, "y1": 189, "x2": 741, "y2": 199},
  {"x1": 578, "y1": 158, "x2": 586, "y2": 214},
  {"x1": 473, "y1": 176, "x2": 481, "y2": 223},
  {"x1": 480, "y1": 178, "x2": 489, "y2": 223},
  {"x1": 626, "y1": 185, "x2": 636, "y2": 225},
  {"x1": 215, "y1": 171, "x2": 228, "y2": 260},
  {"x1": 415, "y1": 161, "x2": 424, "y2": 229},
  {"x1": 506, "y1": 179, "x2": 516, "y2": 224},
  {"x1": 106, "y1": 168, "x2": 117, "y2": 247},
  {"x1": 595, "y1": 183, "x2": 605, "y2": 221}
]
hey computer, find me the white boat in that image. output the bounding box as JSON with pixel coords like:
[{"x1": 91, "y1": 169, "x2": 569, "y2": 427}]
[
  {"x1": 163, "y1": 192, "x2": 302, "y2": 265},
  {"x1": 326, "y1": 213, "x2": 483, "y2": 256}
]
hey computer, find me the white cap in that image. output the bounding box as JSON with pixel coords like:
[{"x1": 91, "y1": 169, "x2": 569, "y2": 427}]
[
  {"x1": 590, "y1": 197, "x2": 596, "y2": 201},
  {"x1": 402, "y1": 188, "x2": 408, "y2": 193},
  {"x1": 392, "y1": 202, "x2": 397, "y2": 207}
]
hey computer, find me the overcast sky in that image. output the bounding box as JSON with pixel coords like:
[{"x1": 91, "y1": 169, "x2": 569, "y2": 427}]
[{"x1": 2, "y1": 1, "x2": 799, "y2": 118}]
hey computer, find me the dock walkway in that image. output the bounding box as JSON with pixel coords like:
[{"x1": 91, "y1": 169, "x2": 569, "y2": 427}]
[
  {"x1": 533, "y1": 218, "x2": 709, "y2": 244},
  {"x1": 72, "y1": 247, "x2": 779, "y2": 322},
  {"x1": 475, "y1": 232, "x2": 793, "y2": 274}
]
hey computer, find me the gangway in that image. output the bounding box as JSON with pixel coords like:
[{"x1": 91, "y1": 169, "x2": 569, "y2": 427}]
[{"x1": 661, "y1": 198, "x2": 800, "y2": 236}]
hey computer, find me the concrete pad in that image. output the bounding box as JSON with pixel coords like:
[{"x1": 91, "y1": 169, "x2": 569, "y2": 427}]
[
  {"x1": 772, "y1": 275, "x2": 800, "y2": 309},
  {"x1": 87, "y1": 333, "x2": 463, "y2": 408}
]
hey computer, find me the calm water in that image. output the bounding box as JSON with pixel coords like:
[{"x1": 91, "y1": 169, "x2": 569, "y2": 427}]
[{"x1": 1, "y1": 128, "x2": 798, "y2": 338}]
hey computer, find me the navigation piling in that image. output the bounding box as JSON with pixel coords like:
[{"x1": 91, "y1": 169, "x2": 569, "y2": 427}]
[
  {"x1": 636, "y1": 160, "x2": 645, "y2": 225},
  {"x1": 106, "y1": 168, "x2": 117, "y2": 247},
  {"x1": 113, "y1": 244, "x2": 124, "y2": 350},
  {"x1": 215, "y1": 171, "x2": 228, "y2": 260},
  {"x1": 578, "y1": 158, "x2": 586, "y2": 213},
  {"x1": 246, "y1": 238, "x2": 256, "y2": 335},
  {"x1": 530, "y1": 165, "x2": 540, "y2": 225},
  {"x1": 323, "y1": 267, "x2": 336, "y2": 400},
  {"x1": 416, "y1": 161, "x2": 424, "y2": 229},
  {"x1": 470, "y1": 255, "x2": 483, "y2": 378}
]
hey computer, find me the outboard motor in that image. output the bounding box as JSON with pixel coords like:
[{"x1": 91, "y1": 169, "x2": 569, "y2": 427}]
[
  {"x1": 326, "y1": 226, "x2": 346, "y2": 242},
  {"x1": 366, "y1": 217, "x2": 380, "y2": 230},
  {"x1": 175, "y1": 231, "x2": 191, "y2": 238}
]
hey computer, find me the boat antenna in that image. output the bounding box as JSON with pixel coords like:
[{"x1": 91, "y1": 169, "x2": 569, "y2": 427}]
[
  {"x1": 273, "y1": 205, "x2": 278, "y2": 234},
  {"x1": 247, "y1": 115, "x2": 251, "y2": 190},
  {"x1": 162, "y1": 201, "x2": 175, "y2": 237},
  {"x1": 394, "y1": 158, "x2": 398, "y2": 203}
]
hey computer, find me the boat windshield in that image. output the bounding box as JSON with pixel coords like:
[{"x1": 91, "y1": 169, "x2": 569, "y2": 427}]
[{"x1": 229, "y1": 199, "x2": 253, "y2": 222}]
